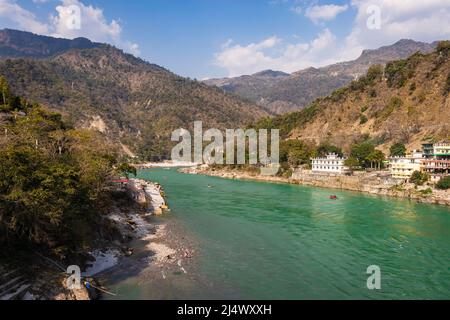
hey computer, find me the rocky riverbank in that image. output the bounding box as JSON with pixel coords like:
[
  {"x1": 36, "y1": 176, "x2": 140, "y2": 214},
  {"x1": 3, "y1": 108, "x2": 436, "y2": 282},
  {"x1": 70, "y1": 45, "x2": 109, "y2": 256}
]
[
  {"x1": 2, "y1": 177, "x2": 175, "y2": 300},
  {"x1": 180, "y1": 166, "x2": 450, "y2": 207}
]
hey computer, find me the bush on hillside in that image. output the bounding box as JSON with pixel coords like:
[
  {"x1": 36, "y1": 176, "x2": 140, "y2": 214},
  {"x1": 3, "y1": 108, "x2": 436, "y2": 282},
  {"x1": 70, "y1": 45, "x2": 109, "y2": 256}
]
[
  {"x1": 436, "y1": 176, "x2": 450, "y2": 190},
  {"x1": 410, "y1": 171, "x2": 430, "y2": 186}
]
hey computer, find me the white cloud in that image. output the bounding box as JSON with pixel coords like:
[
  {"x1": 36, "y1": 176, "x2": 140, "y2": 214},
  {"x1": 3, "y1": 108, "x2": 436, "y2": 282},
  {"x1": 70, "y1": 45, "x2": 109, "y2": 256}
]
[
  {"x1": 0, "y1": 0, "x2": 49, "y2": 34},
  {"x1": 0, "y1": 0, "x2": 140, "y2": 56},
  {"x1": 50, "y1": 0, "x2": 140, "y2": 55},
  {"x1": 215, "y1": 0, "x2": 450, "y2": 77},
  {"x1": 214, "y1": 29, "x2": 339, "y2": 76},
  {"x1": 51, "y1": 0, "x2": 120, "y2": 40},
  {"x1": 346, "y1": 0, "x2": 450, "y2": 51},
  {"x1": 305, "y1": 4, "x2": 349, "y2": 23}
]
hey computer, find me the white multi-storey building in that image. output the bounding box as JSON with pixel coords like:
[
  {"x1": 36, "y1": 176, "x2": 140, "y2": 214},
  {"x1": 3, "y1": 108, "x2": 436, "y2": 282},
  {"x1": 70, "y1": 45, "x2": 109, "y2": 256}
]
[
  {"x1": 422, "y1": 142, "x2": 450, "y2": 181},
  {"x1": 311, "y1": 153, "x2": 348, "y2": 174},
  {"x1": 388, "y1": 150, "x2": 424, "y2": 181}
]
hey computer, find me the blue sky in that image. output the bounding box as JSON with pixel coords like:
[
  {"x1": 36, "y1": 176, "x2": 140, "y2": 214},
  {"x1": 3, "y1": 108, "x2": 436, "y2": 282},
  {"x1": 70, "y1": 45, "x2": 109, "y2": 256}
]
[{"x1": 1, "y1": 0, "x2": 450, "y2": 79}]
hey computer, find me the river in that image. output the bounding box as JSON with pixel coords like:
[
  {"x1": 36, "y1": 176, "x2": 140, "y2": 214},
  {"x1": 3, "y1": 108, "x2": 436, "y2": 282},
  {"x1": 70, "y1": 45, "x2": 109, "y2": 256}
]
[{"x1": 103, "y1": 168, "x2": 450, "y2": 300}]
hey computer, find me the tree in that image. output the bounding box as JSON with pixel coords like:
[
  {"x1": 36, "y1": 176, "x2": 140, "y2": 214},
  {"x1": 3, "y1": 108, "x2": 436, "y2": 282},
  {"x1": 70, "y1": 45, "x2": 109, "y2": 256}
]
[
  {"x1": 0, "y1": 80, "x2": 119, "y2": 251},
  {"x1": 436, "y1": 176, "x2": 450, "y2": 190},
  {"x1": 367, "y1": 150, "x2": 385, "y2": 170},
  {"x1": 0, "y1": 76, "x2": 11, "y2": 110},
  {"x1": 350, "y1": 142, "x2": 375, "y2": 168},
  {"x1": 280, "y1": 139, "x2": 314, "y2": 167},
  {"x1": 359, "y1": 114, "x2": 368, "y2": 125},
  {"x1": 390, "y1": 142, "x2": 406, "y2": 157},
  {"x1": 117, "y1": 163, "x2": 137, "y2": 179},
  {"x1": 344, "y1": 157, "x2": 360, "y2": 172},
  {"x1": 436, "y1": 40, "x2": 450, "y2": 57},
  {"x1": 410, "y1": 171, "x2": 430, "y2": 186},
  {"x1": 316, "y1": 143, "x2": 343, "y2": 157},
  {"x1": 365, "y1": 65, "x2": 384, "y2": 83}
]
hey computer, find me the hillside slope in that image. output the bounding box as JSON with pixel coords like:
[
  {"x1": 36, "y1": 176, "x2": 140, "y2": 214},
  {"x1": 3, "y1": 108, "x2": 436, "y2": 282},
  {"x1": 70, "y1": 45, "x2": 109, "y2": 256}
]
[
  {"x1": 0, "y1": 28, "x2": 102, "y2": 58},
  {"x1": 206, "y1": 39, "x2": 436, "y2": 114},
  {"x1": 0, "y1": 29, "x2": 268, "y2": 160},
  {"x1": 258, "y1": 42, "x2": 450, "y2": 153}
]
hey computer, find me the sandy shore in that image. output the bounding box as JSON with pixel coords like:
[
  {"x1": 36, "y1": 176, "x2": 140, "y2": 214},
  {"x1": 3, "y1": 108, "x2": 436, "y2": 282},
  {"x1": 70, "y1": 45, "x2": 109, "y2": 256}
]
[
  {"x1": 96, "y1": 211, "x2": 199, "y2": 299},
  {"x1": 14, "y1": 176, "x2": 178, "y2": 300},
  {"x1": 91, "y1": 178, "x2": 197, "y2": 299}
]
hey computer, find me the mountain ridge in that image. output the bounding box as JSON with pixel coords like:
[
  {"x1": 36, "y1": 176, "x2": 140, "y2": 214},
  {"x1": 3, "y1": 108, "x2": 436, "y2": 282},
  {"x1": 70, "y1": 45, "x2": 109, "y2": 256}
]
[
  {"x1": 205, "y1": 39, "x2": 437, "y2": 114},
  {"x1": 0, "y1": 28, "x2": 103, "y2": 58},
  {"x1": 0, "y1": 29, "x2": 268, "y2": 160},
  {"x1": 255, "y1": 42, "x2": 450, "y2": 153}
]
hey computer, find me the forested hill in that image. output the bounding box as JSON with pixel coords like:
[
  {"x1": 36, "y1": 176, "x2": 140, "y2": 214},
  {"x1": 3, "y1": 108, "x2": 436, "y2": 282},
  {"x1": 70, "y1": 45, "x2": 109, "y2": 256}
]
[
  {"x1": 0, "y1": 76, "x2": 134, "y2": 254},
  {"x1": 0, "y1": 29, "x2": 268, "y2": 160},
  {"x1": 256, "y1": 41, "x2": 450, "y2": 153}
]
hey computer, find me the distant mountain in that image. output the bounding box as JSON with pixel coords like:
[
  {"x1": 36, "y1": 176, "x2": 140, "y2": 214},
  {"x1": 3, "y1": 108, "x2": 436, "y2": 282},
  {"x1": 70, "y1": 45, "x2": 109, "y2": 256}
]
[
  {"x1": 205, "y1": 39, "x2": 437, "y2": 114},
  {"x1": 252, "y1": 70, "x2": 290, "y2": 77},
  {"x1": 0, "y1": 29, "x2": 268, "y2": 160},
  {"x1": 256, "y1": 42, "x2": 450, "y2": 153},
  {"x1": 0, "y1": 29, "x2": 101, "y2": 58},
  {"x1": 205, "y1": 69, "x2": 289, "y2": 113}
]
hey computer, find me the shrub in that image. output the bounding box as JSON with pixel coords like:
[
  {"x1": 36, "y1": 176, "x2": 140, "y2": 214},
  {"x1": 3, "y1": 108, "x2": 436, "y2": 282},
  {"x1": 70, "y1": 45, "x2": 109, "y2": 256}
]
[
  {"x1": 385, "y1": 54, "x2": 420, "y2": 88},
  {"x1": 379, "y1": 96, "x2": 403, "y2": 120},
  {"x1": 365, "y1": 65, "x2": 384, "y2": 83},
  {"x1": 117, "y1": 163, "x2": 137, "y2": 178},
  {"x1": 436, "y1": 176, "x2": 450, "y2": 190},
  {"x1": 344, "y1": 157, "x2": 360, "y2": 171},
  {"x1": 436, "y1": 41, "x2": 450, "y2": 57},
  {"x1": 359, "y1": 114, "x2": 368, "y2": 125},
  {"x1": 419, "y1": 188, "x2": 433, "y2": 196},
  {"x1": 390, "y1": 142, "x2": 406, "y2": 157},
  {"x1": 330, "y1": 87, "x2": 349, "y2": 102},
  {"x1": 410, "y1": 171, "x2": 430, "y2": 186},
  {"x1": 316, "y1": 144, "x2": 343, "y2": 157},
  {"x1": 385, "y1": 59, "x2": 408, "y2": 87}
]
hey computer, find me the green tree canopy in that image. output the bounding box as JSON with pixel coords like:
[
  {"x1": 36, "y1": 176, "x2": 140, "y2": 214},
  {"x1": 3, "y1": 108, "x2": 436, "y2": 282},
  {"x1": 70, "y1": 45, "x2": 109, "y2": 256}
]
[
  {"x1": 316, "y1": 143, "x2": 343, "y2": 157},
  {"x1": 344, "y1": 157, "x2": 360, "y2": 172},
  {"x1": 436, "y1": 176, "x2": 450, "y2": 190},
  {"x1": 0, "y1": 75, "x2": 11, "y2": 110},
  {"x1": 410, "y1": 171, "x2": 430, "y2": 186},
  {"x1": 350, "y1": 142, "x2": 375, "y2": 168},
  {"x1": 366, "y1": 150, "x2": 386, "y2": 170},
  {"x1": 0, "y1": 77, "x2": 119, "y2": 252},
  {"x1": 280, "y1": 139, "x2": 315, "y2": 167},
  {"x1": 390, "y1": 142, "x2": 406, "y2": 157},
  {"x1": 117, "y1": 163, "x2": 137, "y2": 179}
]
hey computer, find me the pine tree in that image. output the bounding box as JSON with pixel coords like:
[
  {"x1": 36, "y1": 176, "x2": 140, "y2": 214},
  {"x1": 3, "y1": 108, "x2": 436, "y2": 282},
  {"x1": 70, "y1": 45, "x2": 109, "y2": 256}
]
[{"x1": 0, "y1": 76, "x2": 10, "y2": 109}]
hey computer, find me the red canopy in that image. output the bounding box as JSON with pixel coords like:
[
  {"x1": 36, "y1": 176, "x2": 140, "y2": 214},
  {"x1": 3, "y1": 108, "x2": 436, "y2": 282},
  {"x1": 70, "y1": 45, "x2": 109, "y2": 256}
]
[{"x1": 111, "y1": 179, "x2": 129, "y2": 183}]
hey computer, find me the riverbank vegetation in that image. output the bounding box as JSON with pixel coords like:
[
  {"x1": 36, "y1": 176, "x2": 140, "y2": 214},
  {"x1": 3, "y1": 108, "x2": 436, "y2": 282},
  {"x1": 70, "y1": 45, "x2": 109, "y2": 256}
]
[
  {"x1": 436, "y1": 176, "x2": 450, "y2": 190},
  {"x1": 0, "y1": 76, "x2": 129, "y2": 259}
]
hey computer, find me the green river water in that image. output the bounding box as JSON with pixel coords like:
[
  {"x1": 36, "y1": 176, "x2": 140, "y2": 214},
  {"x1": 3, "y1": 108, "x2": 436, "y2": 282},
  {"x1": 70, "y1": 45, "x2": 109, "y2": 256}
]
[{"x1": 104, "y1": 168, "x2": 450, "y2": 299}]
